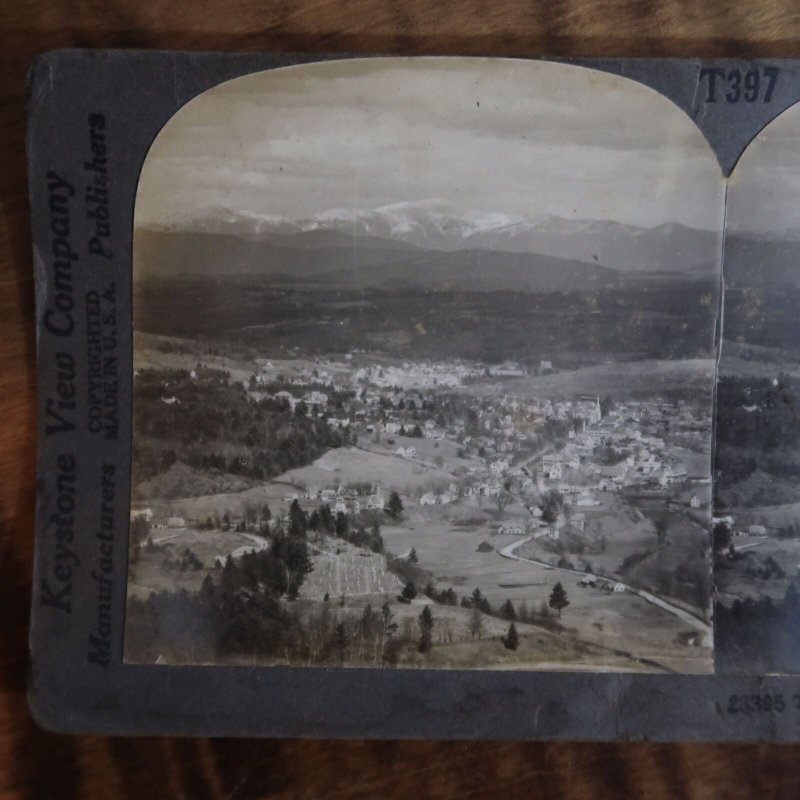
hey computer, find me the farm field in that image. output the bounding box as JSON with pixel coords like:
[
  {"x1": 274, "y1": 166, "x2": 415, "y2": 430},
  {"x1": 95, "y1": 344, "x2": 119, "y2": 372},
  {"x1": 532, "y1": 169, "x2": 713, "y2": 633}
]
[
  {"x1": 518, "y1": 507, "x2": 710, "y2": 613},
  {"x1": 380, "y1": 522, "x2": 711, "y2": 673},
  {"x1": 716, "y1": 535, "x2": 800, "y2": 602},
  {"x1": 278, "y1": 446, "x2": 458, "y2": 495},
  {"x1": 362, "y1": 435, "x2": 480, "y2": 473},
  {"x1": 731, "y1": 502, "x2": 800, "y2": 529},
  {"x1": 471, "y1": 358, "x2": 716, "y2": 399},
  {"x1": 134, "y1": 332, "x2": 255, "y2": 383},
  {"x1": 127, "y1": 528, "x2": 269, "y2": 600},
  {"x1": 301, "y1": 540, "x2": 404, "y2": 599},
  {"x1": 141, "y1": 481, "x2": 299, "y2": 523}
]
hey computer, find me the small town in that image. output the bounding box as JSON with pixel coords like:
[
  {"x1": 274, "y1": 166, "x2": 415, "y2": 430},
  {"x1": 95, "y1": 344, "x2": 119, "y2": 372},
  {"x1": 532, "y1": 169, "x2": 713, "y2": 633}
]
[
  {"x1": 241, "y1": 353, "x2": 711, "y2": 519},
  {"x1": 128, "y1": 344, "x2": 714, "y2": 673}
]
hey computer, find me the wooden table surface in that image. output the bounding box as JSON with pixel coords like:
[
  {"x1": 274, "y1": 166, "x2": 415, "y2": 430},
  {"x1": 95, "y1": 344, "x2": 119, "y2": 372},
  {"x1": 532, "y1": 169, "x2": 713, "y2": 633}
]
[{"x1": 5, "y1": 2, "x2": 800, "y2": 798}]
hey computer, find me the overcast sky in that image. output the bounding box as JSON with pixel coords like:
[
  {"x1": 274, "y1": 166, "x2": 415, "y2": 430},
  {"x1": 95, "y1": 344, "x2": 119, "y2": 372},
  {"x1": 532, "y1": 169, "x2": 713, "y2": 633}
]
[
  {"x1": 727, "y1": 103, "x2": 800, "y2": 235},
  {"x1": 136, "y1": 57, "x2": 725, "y2": 232}
]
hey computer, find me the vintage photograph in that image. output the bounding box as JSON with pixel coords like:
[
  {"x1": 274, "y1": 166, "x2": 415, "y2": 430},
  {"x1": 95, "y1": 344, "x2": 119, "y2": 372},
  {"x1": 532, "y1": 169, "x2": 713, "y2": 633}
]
[
  {"x1": 124, "y1": 58, "x2": 725, "y2": 672},
  {"x1": 714, "y1": 103, "x2": 800, "y2": 674}
]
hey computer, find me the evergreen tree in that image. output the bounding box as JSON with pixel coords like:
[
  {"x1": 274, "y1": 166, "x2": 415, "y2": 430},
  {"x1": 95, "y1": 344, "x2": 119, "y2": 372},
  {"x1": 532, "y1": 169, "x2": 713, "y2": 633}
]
[
  {"x1": 549, "y1": 582, "x2": 570, "y2": 617},
  {"x1": 418, "y1": 606, "x2": 434, "y2": 653},
  {"x1": 442, "y1": 587, "x2": 458, "y2": 606},
  {"x1": 387, "y1": 491, "x2": 404, "y2": 518},
  {"x1": 500, "y1": 598, "x2": 517, "y2": 621},
  {"x1": 408, "y1": 547, "x2": 418, "y2": 564},
  {"x1": 288, "y1": 498, "x2": 307, "y2": 537},
  {"x1": 335, "y1": 511, "x2": 349, "y2": 539},
  {"x1": 262, "y1": 552, "x2": 289, "y2": 598},
  {"x1": 381, "y1": 600, "x2": 399, "y2": 638},
  {"x1": 286, "y1": 538, "x2": 314, "y2": 585},
  {"x1": 370, "y1": 526, "x2": 384, "y2": 554},
  {"x1": 471, "y1": 587, "x2": 491, "y2": 615},
  {"x1": 319, "y1": 504, "x2": 334, "y2": 532},
  {"x1": 502, "y1": 623, "x2": 519, "y2": 651},
  {"x1": 199, "y1": 573, "x2": 216, "y2": 606},
  {"x1": 220, "y1": 554, "x2": 238, "y2": 600},
  {"x1": 401, "y1": 581, "x2": 417, "y2": 601}
]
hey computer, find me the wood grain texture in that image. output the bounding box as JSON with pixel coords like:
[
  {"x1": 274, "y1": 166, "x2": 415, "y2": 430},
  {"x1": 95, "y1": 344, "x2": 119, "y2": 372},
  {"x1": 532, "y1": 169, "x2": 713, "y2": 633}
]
[{"x1": 5, "y1": 2, "x2": 800, "y2": 797}]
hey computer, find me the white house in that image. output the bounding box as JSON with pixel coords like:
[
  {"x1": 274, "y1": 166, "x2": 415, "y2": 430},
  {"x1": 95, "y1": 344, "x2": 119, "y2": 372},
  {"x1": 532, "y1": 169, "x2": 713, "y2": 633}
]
[
  {"x1": 420, "y1": 492, "x2": 437, "y2": 506},
  {"x1": 498, "y1": 520, "x2": 528, "y2": 535},
  {"x1": 304, "y1": 390, "x2": 328, "y2": 406},
  {"x1": 542, "y1": 459, "x2": 562, "y2": 480},
  {"x1": 367, "y1": 490, "x2": 385, "y2": 510},
  {"x1": 574, "y1": 492, "x2": 600, "y2": 507}
]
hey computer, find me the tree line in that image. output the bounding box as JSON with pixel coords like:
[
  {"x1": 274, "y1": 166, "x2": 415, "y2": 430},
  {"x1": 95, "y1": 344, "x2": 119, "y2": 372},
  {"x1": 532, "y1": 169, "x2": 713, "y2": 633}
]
[
  {"x1": 132, "y1": 367, "x2": 351, "y2": 488},
  {"x1": 715, "y1": 584, "x2": 800, "y2": 674}
]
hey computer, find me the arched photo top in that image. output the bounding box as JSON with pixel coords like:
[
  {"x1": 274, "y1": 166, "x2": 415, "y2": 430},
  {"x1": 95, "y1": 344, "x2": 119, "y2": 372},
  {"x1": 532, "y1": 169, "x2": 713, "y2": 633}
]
[
  {"x1": 726, "y1": 98, "x2": 800, "y2": 239},
  {"x1": 126, "y1": 57, "x2": 724, "y2": 675},
  {"x1": 133, "y1": 56, "x2": 725, "y2": 287}
]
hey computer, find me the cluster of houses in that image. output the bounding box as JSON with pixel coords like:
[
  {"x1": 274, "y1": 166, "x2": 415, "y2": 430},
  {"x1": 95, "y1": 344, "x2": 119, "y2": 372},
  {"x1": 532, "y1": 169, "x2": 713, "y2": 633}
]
[
  {"x1": 577, "y1": 574, "x2": 628, "y2": 593},
  {"x1": 353, "y1": 360, "x2": 485, "y2": 390},
  {"x1": 419, "y1": 483, "x2": 460, "y2": 506},
  {"x1": 534, "y1": 397, "x2": 706, "y2": 495},
  {"x1": 207, "y1": 354, "x2": 712, "y2": 550},
  {"x1": 303, "y1": 483, "x2": 387, "y2": 515},
  {"x1": 713, "y1": 515, "x2": 771, "y2": 540},
  {"x1": 129, "y1": 508, "x2": 188, "y2": 530}
]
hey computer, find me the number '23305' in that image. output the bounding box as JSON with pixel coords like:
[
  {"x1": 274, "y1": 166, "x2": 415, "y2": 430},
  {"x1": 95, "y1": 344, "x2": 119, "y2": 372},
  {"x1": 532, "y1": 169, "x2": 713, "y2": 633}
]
[{"x1": 726, "y1": 694, "x2": 800, "y2": 713}]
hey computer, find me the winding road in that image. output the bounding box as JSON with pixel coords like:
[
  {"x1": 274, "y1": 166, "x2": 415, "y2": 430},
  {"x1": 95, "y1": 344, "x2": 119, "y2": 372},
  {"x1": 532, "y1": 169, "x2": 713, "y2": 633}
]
[{"x1": 497, "y1": 536, "x2": 712, "y2": 647}]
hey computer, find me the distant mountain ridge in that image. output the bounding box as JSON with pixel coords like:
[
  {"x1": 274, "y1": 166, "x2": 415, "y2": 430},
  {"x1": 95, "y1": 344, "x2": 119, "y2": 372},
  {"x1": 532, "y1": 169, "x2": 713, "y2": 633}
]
[
  {"x1": 135, "y1": 228, "x2": 623, "y2": 293},
  {"x1": 140, "y1": 199, "x2": 720, "y2": 275}
]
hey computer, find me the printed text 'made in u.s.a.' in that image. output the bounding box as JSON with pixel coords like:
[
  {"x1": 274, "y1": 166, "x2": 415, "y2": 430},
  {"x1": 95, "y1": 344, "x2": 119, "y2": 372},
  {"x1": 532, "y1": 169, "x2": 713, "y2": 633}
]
[{"x1": 86, "y1": 284, "x2": 118, "y2": 440}]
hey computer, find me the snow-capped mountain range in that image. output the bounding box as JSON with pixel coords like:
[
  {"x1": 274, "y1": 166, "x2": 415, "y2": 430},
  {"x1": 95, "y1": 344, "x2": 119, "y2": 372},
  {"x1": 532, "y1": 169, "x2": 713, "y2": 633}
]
[{"x1": 150, "y1": 199, "x2": 719, "y2": 274}]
